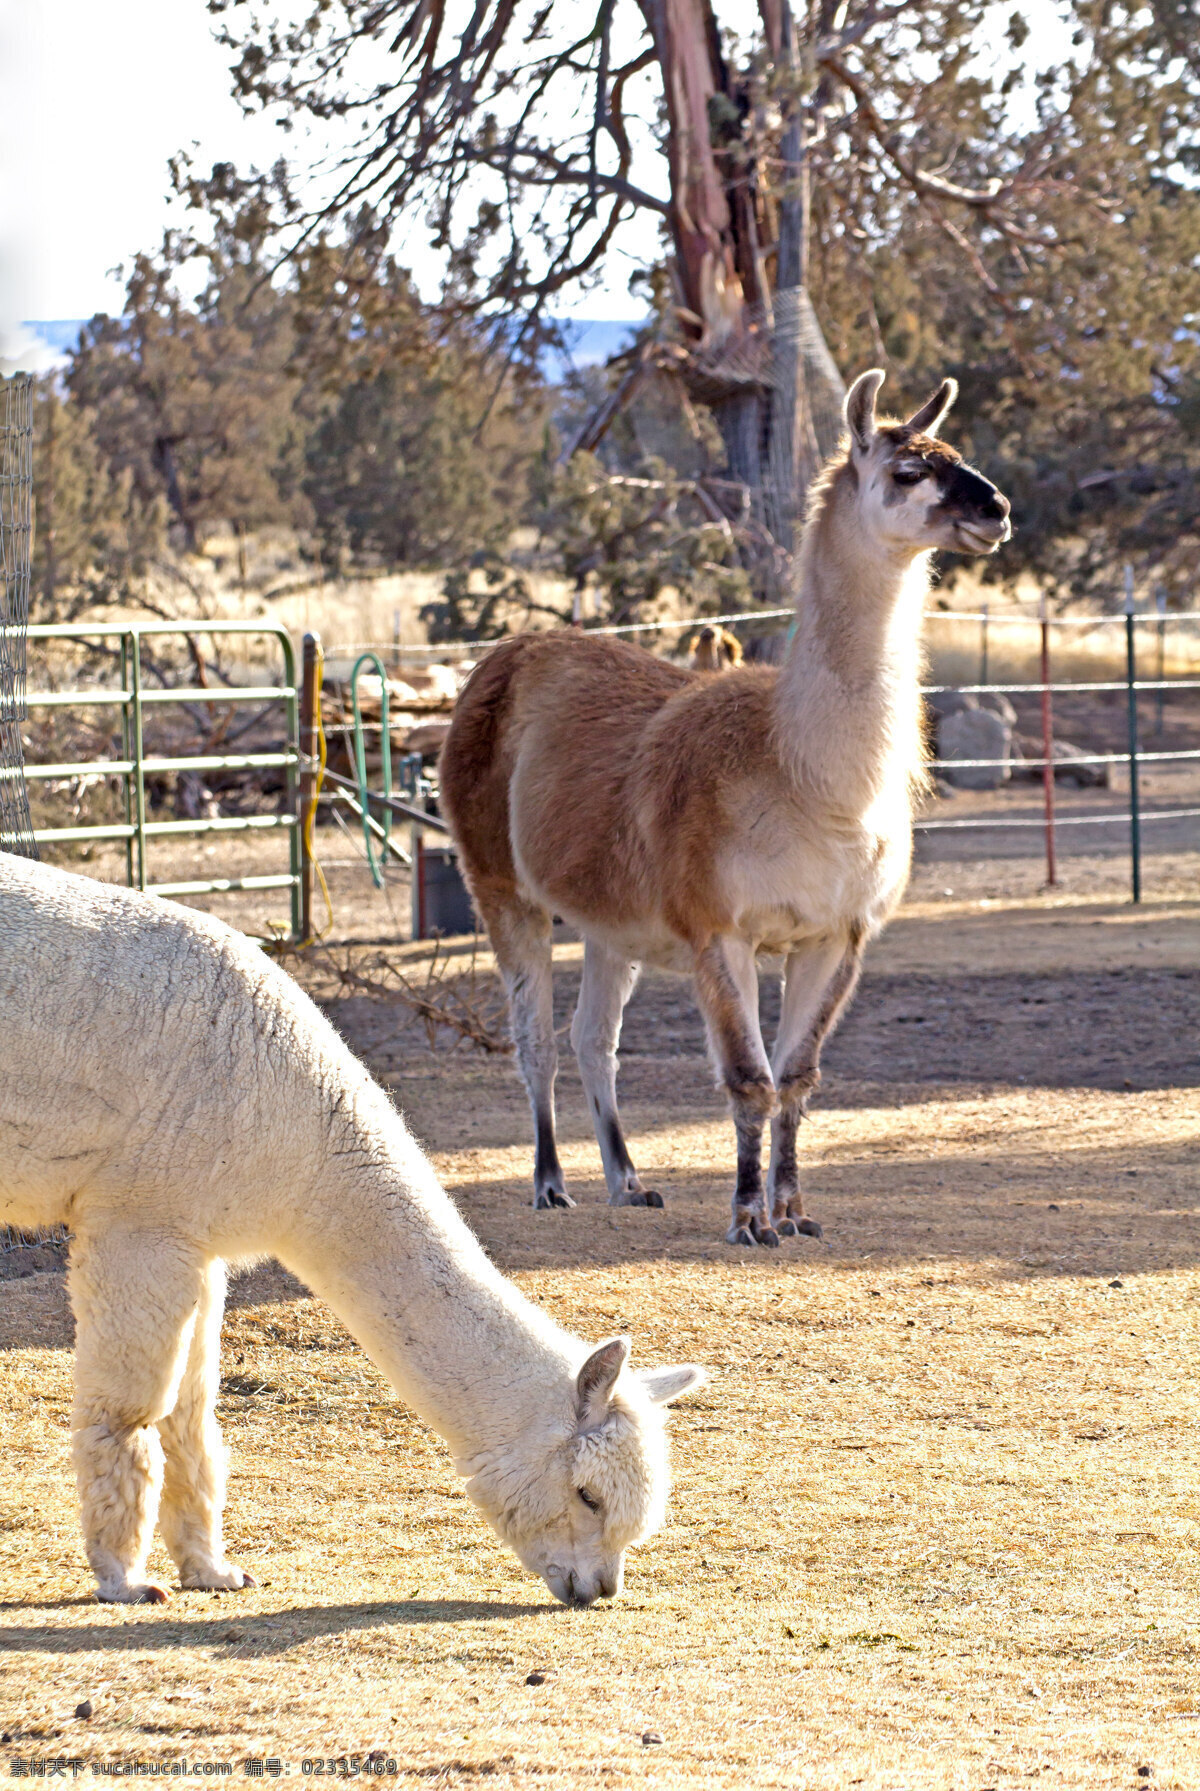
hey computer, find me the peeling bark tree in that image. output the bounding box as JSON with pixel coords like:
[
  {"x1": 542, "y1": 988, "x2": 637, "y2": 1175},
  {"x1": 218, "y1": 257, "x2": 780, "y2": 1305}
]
[{"x1": 191, "y1": 0, "x2": 1191, "y2": 585}]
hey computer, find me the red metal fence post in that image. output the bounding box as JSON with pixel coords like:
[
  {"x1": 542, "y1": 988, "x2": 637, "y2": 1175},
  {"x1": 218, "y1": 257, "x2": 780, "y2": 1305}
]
[{"x1": 1039, "y1": 598, "x2": 1057, "y2": 887}]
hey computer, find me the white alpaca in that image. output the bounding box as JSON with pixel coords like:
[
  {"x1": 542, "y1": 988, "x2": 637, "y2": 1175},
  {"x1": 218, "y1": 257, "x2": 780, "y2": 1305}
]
[{"x1": 0, "y1": 855, "x2": 704, "y2": 1606}]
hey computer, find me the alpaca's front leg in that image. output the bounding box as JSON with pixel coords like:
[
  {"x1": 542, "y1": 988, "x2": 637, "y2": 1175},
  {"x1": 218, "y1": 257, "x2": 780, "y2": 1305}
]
[
  {"x1": 158, "y1": 1261, "x2": 254, "y2": 1592},
  {"x1": 768, "y1": 933, "x2": 864, "y2": 1239},
  {"x1": 70, "y1": 1229, "x2": 207, "y2": 1604},
  {"x1": 693, "y1": 936, "x2": 779, "y2": 1246}
]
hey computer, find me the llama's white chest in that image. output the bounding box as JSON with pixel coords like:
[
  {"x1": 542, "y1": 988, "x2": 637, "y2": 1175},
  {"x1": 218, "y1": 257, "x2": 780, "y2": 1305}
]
[{"x1": 720, "y1": 791, "x2": 912, "y2": 949}]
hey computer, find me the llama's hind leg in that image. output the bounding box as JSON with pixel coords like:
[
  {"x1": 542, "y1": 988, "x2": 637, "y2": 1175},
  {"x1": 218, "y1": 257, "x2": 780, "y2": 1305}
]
[
  {"x1": 693, "y1": 935, "x2": 778, "y2": 1247},
  {"x1": 69, "y1": 1228, "x2": 206, "y2": 1603},
  {"x1": 486, "y1": 894, "x2": 572, "y2": 1209},
  {"x1": 571, "y1": 940, "x2": 661, "y2": 1208},
  {"x1": 158, "y1": 1260, "x2": 252, "y2": 1592},
  {"x1": 768, "y1": 932, "x2": 864, "y2": 1239}
]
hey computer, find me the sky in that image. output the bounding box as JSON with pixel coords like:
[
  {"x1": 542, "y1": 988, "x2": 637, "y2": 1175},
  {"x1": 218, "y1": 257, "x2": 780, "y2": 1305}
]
[{"x1": 0, "y1": 0, "x2": 648, "y2": 368}]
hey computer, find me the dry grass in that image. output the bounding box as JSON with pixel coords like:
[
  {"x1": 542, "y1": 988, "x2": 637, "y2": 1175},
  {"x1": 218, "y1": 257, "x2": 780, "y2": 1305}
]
[{"x1": 2, "y1": 898, "x2": 1200, "y2": 1787}]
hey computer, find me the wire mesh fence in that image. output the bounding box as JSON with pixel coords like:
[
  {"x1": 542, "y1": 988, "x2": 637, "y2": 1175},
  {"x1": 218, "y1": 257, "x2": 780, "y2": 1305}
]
[
  {"x1": 0, "y1": 372, "x2": 37, "y2": 859},
  {"x1": 327, "y1": 600, "x2": 1200, "y2": 908}
]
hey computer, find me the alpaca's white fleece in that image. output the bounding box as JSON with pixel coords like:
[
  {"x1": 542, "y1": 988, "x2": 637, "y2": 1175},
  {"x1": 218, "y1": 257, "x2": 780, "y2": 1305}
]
[{"x1": 0, "y1": 856, "x2": 698, "y2": 1605}]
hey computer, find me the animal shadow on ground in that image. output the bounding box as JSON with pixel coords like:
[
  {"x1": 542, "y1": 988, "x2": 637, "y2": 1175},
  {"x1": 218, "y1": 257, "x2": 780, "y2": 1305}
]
[{"x1": 0, "y1": 1599, "x2": 550, "y2": 1656}]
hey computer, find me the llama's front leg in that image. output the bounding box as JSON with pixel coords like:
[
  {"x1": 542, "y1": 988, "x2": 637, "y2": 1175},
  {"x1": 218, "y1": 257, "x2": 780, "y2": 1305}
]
[
  {"x1": 158, "y1": 1261, "x2": 254, "y2": 1592},
  {"x1": 769, "y1": 932, "x2": 864, "y2": 1239},
  {"x1": 693, "y1": 935, "x2": 778, "y2": 1247},
  {"x1": 571, "y1": 940, "x2": 662, "y2": 1208},
  {"x1": 487, "y1": 896, "x2": 573, "y2": 1209},
  {"x1": 69, "y1": 1229, "x2": 207, "y2": 1603}
]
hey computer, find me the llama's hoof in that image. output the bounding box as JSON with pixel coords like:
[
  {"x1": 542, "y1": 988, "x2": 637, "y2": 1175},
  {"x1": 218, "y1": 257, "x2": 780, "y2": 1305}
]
[
  {"x1": 777, "y1": 1215, "x2": 823, "y2": 1240},
  {"x1": 640, "y1": 1190, "x2": 665, "y2": 1209},
  {"x1": 534, "y1": 1187, "x2": 575, "y2": 1210},
  {"x1": 727, "y1": 1216, "x2": 780, "y2": 1247},
  {"x1": 98, "y1": 1581, "x2": 170, "y2": 1605},
  {"x1": 610, "y1": 1189, "x2": 665, "y2": 1209}
]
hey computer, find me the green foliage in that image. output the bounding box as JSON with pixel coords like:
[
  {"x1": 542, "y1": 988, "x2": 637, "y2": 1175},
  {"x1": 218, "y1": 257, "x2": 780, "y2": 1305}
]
[
  {"x1": 66, "y1": 248, "x2": 303, "y2": 553},
  {"x1": 532, "y1": 451, "x2": 750, "y2": 626},
  {"x1": 302, "y1": 312, "x2": 543, "y2": 572},
  {"x1": 423, "y1": 555, "x2": 538, "y2": 643},
  {"x1": 32, "y1": 381, "x2": 166, "y2": 619}
]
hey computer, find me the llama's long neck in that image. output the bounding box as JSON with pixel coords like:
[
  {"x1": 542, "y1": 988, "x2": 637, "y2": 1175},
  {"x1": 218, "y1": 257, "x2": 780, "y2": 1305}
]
[
  {"x1": 273, "y1": 1079, "x2": 576, "y2": 1472},
  {"x1": 774, "y1": 474, "x2": 928, "y2": 817}
]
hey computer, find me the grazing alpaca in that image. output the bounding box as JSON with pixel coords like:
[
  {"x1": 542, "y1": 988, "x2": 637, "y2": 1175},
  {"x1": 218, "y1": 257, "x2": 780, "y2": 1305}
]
[
  {"x1": 0, "y1": 856, "x2": 703, "y2": 1606},
  {"x1": 440, "y1": 371, "x2": 1010, "y2": 1243},
  {"x1": 687, "y1": 624, "x2": 743, "y2": 672}
]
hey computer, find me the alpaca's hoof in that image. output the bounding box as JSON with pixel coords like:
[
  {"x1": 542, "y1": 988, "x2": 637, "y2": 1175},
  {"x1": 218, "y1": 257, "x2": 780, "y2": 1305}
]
[
  {"x1": 534, "y1": 1187, "x2": 575, "y2": 1210},
  {"x1": 640, "y1": 1190, "x2": 665, "y2": 1209},
  {"x1": 726, "y1": 1224, "x2": 757, "y2": 1247},
  {"x1": 180, "y1": 1563, "x2": 256, "y2": 1592},
  {"x1": 610, "y1": 1188, "x2": 665, "y2": 1209},
  {"x1": 98, "y1": 1581, "x2": 170, "y2": 1605},
  {"x1": 755, "y1": 1224, "x2": 781, "y2": 1248}
]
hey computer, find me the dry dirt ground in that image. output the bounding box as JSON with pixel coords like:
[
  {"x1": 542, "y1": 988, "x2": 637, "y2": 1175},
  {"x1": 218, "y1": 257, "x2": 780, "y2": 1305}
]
[{"x1": 2, "y1": 887, "x2": 1200, "y2": 1789}]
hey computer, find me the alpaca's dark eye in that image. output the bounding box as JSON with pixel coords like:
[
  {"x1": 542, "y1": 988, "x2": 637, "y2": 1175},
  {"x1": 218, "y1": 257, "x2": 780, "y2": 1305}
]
[
  {"x1": 892, "y1": 464, "x2": 927, "y2": 485},
  {"x1": 577, "y1": 1488, "x2": 601, "y2": 1513}
]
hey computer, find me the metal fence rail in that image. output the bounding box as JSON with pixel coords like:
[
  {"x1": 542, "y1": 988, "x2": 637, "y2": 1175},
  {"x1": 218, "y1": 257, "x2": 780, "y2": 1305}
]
[{"x1": 27, "y1": 620, "x2": 302, "y2": 934}]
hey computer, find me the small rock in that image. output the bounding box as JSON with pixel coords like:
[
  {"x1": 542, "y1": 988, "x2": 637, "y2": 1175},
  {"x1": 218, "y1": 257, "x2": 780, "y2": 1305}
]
[
  {"x1": 525, "y1": 1671, "x2": 548, "y2": 1686},
  {"x1": 74, "y1": 1701, "x2": 93, "y2": 1721},
  {"x1": 1138, "y1": 1766, "x2": 1156, "y2": 1779},
  {"x1": 642, "y1": 1731, "x2": 664, "y2": 1747},
  {"x1": 1048, "y1": 1203, "x2": 1059, "y2": 1212},
  {"x1": 1109, "y1": 1279, "x2": 1124, "y2": 1289}
]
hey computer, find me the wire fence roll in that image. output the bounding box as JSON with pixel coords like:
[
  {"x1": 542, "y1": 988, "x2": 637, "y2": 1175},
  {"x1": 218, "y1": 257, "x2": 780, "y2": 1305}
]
[{"x1": 0, "y1": 373, "x2": 37, "y2": 859}]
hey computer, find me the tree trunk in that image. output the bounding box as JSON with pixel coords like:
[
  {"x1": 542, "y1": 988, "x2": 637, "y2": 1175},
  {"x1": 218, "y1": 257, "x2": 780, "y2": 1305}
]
[{"x1": 644, "y1": 0, "x2": 846, "y2": 581}]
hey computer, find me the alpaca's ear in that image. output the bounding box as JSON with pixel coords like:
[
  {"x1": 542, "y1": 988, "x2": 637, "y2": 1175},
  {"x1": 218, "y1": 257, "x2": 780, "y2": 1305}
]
[
  {"x1": 845, "y1": 369, "x2": 885, "y2": 452},
  {"x1": 576, "y1": 1336, "x2": 630, "y2": 1425},
  {"x1": 905, "y1": 377, "x2": 958, "y2": 438},
  {"x1": 638, "y1": 1364, "x2": 707, "y2": 1406}
]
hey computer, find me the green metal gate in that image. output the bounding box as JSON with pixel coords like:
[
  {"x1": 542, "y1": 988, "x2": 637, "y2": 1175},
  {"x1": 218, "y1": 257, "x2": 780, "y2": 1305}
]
[{"x1": 25, "y1": 620, "x2": 302, "y2": 937}]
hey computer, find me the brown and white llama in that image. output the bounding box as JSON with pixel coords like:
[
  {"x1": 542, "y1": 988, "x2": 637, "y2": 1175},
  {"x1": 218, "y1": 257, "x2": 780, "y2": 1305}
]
[{"x1": 440, "y1": 371, "x2": 1011, "y2": 1245}]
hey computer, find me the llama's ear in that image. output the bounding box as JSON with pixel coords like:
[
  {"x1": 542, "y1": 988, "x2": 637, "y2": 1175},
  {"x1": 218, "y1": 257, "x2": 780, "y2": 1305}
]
[
  {"x1": 845, "y1": 369, "x2": 885, "y2": 452},
  {"x1": 637, "y1": 1364, "x2": 707, "y2": 1406},
  {"x1": 576, "y1": 1336, "x2": 630, "y2": 1425},
  {"x1": 905, "y1": 377, "x2": 958, "y2": 438}
]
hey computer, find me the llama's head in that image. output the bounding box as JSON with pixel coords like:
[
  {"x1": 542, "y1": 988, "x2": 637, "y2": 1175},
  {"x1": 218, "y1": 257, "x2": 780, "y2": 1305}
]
[
  {"x1": 462, "y1": 1336, "x2": 705, "y2": 1607},
  {"x1": 842, "y1": 369, "x2": 1011, "y2": 559}
]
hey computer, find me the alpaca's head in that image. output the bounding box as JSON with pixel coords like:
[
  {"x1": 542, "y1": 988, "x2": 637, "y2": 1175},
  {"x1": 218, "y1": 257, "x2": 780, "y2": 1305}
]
[
  {"x1": 840, "y1": 369, "x2": 1011, "y2": 560},
  {"x1": 462, "y1": 1336, "x2": 704, "y2": 1607}
]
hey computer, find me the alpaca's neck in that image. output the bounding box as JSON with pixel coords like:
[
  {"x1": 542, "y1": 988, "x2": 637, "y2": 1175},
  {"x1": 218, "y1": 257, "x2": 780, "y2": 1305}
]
[
  {"x1": 275, "y1": 1082, "x2": 575, "y2": 1471},
  {"x1": 774, "y1": 492, "x2": 928, "y2": 815}
]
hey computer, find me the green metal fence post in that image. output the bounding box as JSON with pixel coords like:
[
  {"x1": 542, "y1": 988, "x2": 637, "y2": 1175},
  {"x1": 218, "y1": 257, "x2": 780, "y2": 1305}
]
[
  {"x1": 119, "y1": 634, "x2": 134, "y2": 887},
  {"x1": 130, "y1": 632, "x2": 147, "y2": 890}
]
